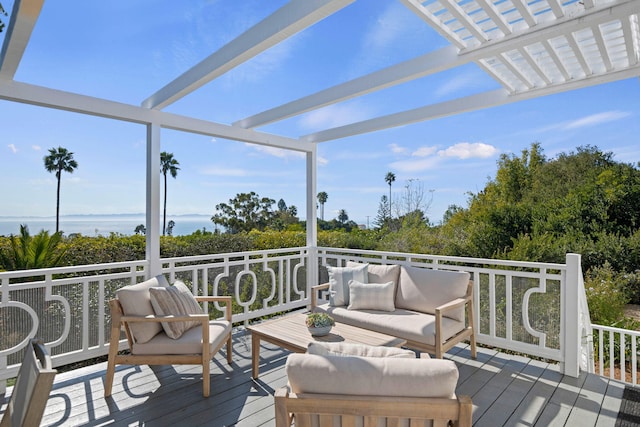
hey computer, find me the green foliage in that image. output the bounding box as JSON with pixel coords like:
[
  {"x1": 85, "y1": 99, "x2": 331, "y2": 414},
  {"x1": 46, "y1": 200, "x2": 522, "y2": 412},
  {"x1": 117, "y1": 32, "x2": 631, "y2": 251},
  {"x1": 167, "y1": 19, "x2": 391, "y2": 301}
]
[
  {"x1": 585, "y1": 262, "x2": 628, "y2": 325},
  {"x1": 0, "y1": 225, "x2": 67, "y2": 270},
  {"x1": 306, "y1": 313, "x2": 334, "y2": 327},
  {"x1": 212, "y1": 192, "x2": 277, "y2": 233}
]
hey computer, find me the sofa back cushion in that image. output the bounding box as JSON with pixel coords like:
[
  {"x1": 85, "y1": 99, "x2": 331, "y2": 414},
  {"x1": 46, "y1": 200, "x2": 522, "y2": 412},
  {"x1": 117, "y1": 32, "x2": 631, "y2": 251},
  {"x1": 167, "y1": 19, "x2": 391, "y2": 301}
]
[
  {"x1": 116, "y1": 275, "x2": 170, "y2": 343},
  {"x1": 346, "y1": 262, "x2": 401, "y2": 287},
  {"x1": 327, "y1": 264, "x2": 368, "y2": 306},
  {"x1": 286, "y1": 353, "x2": 458, "y2": 398},
  {"x1": 396, "y1": 267, "x2": 470, "y2": 321}
]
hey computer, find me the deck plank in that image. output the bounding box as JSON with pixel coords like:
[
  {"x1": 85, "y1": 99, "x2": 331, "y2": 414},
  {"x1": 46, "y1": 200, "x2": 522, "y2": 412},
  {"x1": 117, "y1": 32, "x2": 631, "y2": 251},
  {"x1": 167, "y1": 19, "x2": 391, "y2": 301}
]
[{"x1": 0, "y1": 329, "x2": 627, "y2": 427}]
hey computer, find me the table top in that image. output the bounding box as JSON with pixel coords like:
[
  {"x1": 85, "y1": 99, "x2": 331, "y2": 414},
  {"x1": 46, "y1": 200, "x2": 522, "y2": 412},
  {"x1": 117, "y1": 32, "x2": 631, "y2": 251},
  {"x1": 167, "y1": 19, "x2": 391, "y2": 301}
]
[{"x1": 247, "y1": 312, "x2": 406, "y2": 352}]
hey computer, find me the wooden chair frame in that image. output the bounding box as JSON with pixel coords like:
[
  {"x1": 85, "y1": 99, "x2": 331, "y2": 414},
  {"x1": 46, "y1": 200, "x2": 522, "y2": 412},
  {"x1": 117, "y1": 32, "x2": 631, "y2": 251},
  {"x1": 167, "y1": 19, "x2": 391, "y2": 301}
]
[
  {"x1": 311, "y1": 280, "x2": 476, "y2": 359},
  {"x1": 1, "y1": 339, "x2": 57, "y2": 427},
  {"x1": 274, "y1": 387, "x2": 472, "y2": 427},
  {"x1": 104, "y1": 296, "x2": 232, "y2": 398}
]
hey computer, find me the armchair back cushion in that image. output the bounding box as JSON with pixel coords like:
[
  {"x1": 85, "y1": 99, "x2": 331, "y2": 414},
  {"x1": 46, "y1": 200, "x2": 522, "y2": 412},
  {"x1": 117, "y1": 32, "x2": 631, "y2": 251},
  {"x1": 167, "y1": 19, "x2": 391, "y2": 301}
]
[
  {"x1": 396, "y1": 267, "x2": 470, "y2": 321},
  {"x1": 116, "y1": 275, "x2": 169, "y2": 343},
  {"x1": 286, "y1": 354, "x2": 458, "y2": 398}
]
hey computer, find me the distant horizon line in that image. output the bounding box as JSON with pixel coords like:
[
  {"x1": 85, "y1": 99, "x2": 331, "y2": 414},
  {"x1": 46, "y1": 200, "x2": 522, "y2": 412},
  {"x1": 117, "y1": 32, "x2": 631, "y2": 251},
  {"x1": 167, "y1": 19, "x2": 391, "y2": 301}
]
[{"x1": 0, "y1": 213, "x2": 213, "y2": 219}]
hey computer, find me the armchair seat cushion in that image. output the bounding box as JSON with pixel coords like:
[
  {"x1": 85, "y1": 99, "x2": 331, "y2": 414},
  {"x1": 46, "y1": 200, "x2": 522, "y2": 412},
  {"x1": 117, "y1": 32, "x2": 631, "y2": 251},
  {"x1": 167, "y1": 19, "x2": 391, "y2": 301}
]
[
  {"x1": 286, "y1": 353, "x2": 458, "y2": 398},
  {"x1": 132, "y1": 320, "x2": 231, "y2": 355}
]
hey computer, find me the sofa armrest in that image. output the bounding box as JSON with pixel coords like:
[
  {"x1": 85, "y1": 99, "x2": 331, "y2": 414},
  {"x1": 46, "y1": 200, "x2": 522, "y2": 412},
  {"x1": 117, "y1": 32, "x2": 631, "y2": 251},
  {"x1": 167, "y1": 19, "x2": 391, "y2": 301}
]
[
  {"x1": 435, "y1": 297, "x2": 468, "y2": 317},
  {"x1": 311, "y1": 283, "x2": 330, "y2": 309}
]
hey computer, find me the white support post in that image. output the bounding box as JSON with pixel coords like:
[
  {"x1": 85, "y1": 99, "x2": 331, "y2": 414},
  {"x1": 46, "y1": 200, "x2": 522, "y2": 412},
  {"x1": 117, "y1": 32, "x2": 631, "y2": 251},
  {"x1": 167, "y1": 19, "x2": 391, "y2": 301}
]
[
  {"x1": 146, "y1": 123, "x2": 162, "y2": 277},
  {"x1": 306, "y1": 146, "x2": 318, "y2": 305},
  {"x1": 563, "y1": 253, "x2": 582, "y2": 377}
]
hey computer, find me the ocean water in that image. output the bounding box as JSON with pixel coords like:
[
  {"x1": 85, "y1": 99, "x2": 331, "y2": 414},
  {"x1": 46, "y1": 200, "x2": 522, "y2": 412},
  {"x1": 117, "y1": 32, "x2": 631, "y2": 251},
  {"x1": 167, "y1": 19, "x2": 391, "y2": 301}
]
[{"x1": 0, "y1": 215, "x2": 216, "y2": 237}]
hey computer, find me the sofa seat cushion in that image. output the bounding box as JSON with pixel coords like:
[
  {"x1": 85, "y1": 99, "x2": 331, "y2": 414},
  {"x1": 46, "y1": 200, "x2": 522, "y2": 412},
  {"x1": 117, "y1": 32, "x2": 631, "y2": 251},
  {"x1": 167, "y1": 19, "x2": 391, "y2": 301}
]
[
  {"x1": 116, "y1": 275, "x2": 170, "y2": 344},
  {"x1": 307, "y1": 342, "x2": 415, "y2": 358},
  {"x1": 286, "y1": 353, "x2": 458, "y2": 398},
  {"x1": 316, "y1": 303, "x2": 465, "y2": 347},
  {"x1": 132, "y1": 320, "x2": 231, "y2": 355},
  {"x1": 396, "y1": 267, "x2": 470, "y2": 321}
]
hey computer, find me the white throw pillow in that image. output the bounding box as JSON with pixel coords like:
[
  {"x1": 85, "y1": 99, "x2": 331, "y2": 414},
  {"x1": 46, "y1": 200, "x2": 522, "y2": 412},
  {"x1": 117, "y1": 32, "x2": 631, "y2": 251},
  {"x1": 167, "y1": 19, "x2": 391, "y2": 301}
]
[
  {"x1": 149, "y1": 280, "x2": 204, "y2": 339},
  {"x1": 307, "y1": 342, "x2": 415, "y2": 358},
  {"x1": 327, "y1": 264, "x2": 368, "y2": 306},
  {"x1": 347, "y1": 280, "x2": 395, "y2": 312}
]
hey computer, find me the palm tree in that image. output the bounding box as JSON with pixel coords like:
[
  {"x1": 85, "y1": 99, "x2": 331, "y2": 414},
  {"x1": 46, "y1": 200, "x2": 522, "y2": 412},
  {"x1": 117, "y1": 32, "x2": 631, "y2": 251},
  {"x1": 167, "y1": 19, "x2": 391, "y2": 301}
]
[
  {"x1": 337, "y1": 209, "x2": 348, "y2": 224},
  {"x1": 160, "y1": 151, "x2": 180, "y2": 236},
  {"x1": 0, "y1": 224, "x2": 67, "y2": 270},
  {"x1": 384, "y1": 171, "x2": 396, "y2": 218},
  {"x1": 317, "y1": 191, "x2": 328, "y2": 221},
  {"x1": 44, "y1": 146, "x2": 78, "y2": 233}
]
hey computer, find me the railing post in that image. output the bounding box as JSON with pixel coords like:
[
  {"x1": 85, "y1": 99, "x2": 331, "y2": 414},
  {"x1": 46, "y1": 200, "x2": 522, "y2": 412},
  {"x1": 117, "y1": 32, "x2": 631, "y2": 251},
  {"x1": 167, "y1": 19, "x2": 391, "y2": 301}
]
[{"x1": 563, "y1": 253, "x2": 581, "y2": 377}]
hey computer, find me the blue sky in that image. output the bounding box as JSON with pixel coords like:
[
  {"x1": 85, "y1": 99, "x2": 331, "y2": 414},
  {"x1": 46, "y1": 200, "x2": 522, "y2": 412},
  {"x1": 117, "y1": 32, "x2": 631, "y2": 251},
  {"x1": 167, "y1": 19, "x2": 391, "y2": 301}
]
[{"x1": 1, "y1": 0, "x2": 639, "y2": 229}]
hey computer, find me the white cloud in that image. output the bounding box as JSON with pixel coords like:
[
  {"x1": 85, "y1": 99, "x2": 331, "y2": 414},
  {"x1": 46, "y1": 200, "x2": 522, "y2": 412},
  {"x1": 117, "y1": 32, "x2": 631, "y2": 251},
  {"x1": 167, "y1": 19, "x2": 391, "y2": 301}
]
[
  {"x1": 435, "y1": 73, "x2": 478, "y2": 98},
  {"x1": 249, "y1": 144, "x2": 305, "y2": 159},
  {"x1": 8, "y1": 144, "x2": 17, "y2": 153},
  {"x1": 438, "y1": 142, "x2": 498, "y2": 159},
  {"x1": 389, "y1": 143, "x2": 408, "y2": 155},
  {"x1": 298, "y1": 102, "x2": 372, "y2": 131},
  {"x1": 318, "y1": 155, "x2": 329, "y2": 166},
  {"x1": 412, "y1": 146, "x2": 438, "y2": 157},
  {"x1": 562, "y1": 111, "x2": 631, "y2": 130},
  {"x1": 32, "y1": 145, "x2": 41, "y2": 151},
  {"x1": 363, "y1": 3, "x2": 413, "y2": 51},
  {"x1": 390, "y1": 156, "x2": 440, "y2": 173}
]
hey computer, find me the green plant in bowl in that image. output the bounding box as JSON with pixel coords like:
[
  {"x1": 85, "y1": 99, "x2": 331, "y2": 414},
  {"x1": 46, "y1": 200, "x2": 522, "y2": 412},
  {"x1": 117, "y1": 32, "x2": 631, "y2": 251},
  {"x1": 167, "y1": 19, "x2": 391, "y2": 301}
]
[{"x1": 306, "y1": 313, "x2": 335, "y2": 328}]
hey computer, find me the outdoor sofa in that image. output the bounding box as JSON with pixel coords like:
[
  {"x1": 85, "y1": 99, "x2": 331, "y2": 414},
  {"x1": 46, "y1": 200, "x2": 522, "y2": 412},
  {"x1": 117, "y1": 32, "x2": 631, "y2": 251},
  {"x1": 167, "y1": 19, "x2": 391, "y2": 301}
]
[{"x1": 311, "y1": 262, "x2": 476, "y2": 358}]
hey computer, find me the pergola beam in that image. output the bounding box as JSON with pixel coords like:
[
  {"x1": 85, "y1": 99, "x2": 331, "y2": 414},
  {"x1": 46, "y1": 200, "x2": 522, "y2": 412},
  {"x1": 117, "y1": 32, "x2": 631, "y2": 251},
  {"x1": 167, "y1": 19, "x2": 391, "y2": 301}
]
[
  {"x1": 301, "y1": 65, "x2": 640, "y2": 143},
  {"x1": 142, "y1": 0, "x2": 354, "y2": 110},
  {"x1": 0, "y1": 0, "x2": 45, "y2": 79},
  {"x1": 234, "y1": 45, "x2": 461, "y2": 129},
  {"x1": 0, "y1": 80, "x2": 310, "y2": 152}
]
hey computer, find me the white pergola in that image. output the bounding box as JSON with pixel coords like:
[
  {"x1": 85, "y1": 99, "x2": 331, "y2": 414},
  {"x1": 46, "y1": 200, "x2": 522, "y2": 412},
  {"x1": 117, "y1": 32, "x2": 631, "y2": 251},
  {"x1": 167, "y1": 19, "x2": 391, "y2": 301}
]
[{"x1": 0, "y1": 0, "x2": 639, "y2": 275}]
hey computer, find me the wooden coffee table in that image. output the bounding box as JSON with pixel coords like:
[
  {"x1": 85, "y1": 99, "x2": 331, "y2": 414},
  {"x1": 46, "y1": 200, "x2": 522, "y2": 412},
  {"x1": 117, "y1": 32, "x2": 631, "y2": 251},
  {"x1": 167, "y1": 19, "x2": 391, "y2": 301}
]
[{"x1": 247, "y1": 312, "x2": 407, "y2": 378}]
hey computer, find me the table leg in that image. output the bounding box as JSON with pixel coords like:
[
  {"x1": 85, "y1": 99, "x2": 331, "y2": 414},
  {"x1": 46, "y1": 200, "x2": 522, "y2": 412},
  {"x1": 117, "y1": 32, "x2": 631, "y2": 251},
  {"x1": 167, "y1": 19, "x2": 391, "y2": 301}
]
[{"x1": 251, "y1": 332, "x2": 260, "y2": 379}]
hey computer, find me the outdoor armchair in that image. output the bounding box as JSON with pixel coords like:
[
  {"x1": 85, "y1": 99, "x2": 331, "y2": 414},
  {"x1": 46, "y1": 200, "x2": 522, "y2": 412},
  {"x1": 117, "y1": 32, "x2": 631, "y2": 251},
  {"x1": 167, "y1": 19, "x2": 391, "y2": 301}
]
[{"x1": 104, "y1": 275, "x2": 233, "y2": 398}]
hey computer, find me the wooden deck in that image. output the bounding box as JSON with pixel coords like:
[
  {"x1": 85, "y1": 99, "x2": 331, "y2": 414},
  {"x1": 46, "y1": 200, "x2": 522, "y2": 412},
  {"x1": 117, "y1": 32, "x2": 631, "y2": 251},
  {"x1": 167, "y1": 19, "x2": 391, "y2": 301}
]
[{"x1": 1, "y1": 328, "x2": 627, "y2": 427}]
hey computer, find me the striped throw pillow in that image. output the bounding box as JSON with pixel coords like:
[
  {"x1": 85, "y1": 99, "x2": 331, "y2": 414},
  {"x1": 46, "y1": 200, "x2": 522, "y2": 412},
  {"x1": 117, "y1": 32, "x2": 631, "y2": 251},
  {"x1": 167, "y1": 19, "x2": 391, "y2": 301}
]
[{"x1": 149, "y1": 280, "x2": 204, "y2": 339}]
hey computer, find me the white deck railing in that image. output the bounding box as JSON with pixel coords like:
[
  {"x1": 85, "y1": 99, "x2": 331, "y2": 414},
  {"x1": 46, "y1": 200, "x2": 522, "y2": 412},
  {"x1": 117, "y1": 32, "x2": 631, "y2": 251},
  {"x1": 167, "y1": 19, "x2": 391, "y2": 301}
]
[
  {"x1": 0, "y1": 247, "x2": 595, "y2": 392},
  {"x1": 591, "y1": 324, "x2": 640, "y2": 386}
]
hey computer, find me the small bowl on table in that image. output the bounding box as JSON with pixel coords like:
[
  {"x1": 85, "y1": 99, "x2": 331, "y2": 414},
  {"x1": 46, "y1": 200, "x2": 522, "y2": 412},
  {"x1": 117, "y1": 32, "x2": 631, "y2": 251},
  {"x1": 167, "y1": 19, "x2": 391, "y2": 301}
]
[{"x1": 306, "y1": 313, "x2": 335, "y2": 337}]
